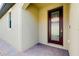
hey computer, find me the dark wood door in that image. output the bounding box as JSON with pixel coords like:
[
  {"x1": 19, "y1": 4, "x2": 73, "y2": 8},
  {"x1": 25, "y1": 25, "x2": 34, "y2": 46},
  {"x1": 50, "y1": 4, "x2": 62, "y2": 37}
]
[{"x1": 48, "y1": 6, "x2": 63, "y2": 45}]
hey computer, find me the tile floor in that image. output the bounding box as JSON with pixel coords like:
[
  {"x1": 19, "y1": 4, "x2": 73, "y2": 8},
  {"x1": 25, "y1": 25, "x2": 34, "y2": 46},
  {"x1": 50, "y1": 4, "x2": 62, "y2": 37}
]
[{"x1": 0, "y1": 39, "x2": 69, "y2": 56}]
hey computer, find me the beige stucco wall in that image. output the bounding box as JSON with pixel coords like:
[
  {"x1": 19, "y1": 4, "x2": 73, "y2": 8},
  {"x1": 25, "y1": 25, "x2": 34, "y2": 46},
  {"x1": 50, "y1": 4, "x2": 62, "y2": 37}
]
[
  {"x1": 69, "y1": 3, "x2": 79, "y2": 56},
  {"x1": 0, "y1": 4, "x2": 23, "y2": 51},
  {"x1": 21, "y1": 4, "x2": 39, "y2": 51}
]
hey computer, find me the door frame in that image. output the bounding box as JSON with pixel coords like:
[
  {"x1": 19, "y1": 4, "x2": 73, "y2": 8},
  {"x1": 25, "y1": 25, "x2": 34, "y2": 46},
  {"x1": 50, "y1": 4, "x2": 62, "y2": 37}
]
[{"x1": 48, "y1": 6, "x2": 63, "y2": 45}]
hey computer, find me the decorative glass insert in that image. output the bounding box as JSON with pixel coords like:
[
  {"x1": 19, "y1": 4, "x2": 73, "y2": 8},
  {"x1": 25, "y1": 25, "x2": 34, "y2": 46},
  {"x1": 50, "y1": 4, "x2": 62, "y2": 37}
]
[{"x1": 51, "y1": 11, "x2": 59, "y2": 41}]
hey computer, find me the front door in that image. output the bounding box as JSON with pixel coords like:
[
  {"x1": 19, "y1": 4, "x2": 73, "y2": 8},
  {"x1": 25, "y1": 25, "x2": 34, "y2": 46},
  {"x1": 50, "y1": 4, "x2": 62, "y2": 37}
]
[{"x1": 48, "y1": 6, "x2": 63, "y2": 45}]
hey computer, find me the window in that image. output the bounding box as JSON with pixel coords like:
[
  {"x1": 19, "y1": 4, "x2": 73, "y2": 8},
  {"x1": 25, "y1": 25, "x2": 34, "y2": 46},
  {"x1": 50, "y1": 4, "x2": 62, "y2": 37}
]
[{"x1": 9, "y1": 12, "x2": 11, "y2": 28}]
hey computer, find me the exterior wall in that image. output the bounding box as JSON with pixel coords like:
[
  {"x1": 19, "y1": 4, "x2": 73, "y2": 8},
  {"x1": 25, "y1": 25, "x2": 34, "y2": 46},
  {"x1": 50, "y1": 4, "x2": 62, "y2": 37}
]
[
  {"x1": 0, "y1": 4, "x2": 23, "y2": 51},
  {"x1": 38, "y1": 4, "x2": 70, "y2": 50},
  {"x1": 69, "y1": 3, "x2": 79, "y2": 56},
  {"x1": 0, "y1": 3, "x2": 38, "y2": 51},
  {"x1": 21, "y1": 4, "x2": 38, "y2": 51}
]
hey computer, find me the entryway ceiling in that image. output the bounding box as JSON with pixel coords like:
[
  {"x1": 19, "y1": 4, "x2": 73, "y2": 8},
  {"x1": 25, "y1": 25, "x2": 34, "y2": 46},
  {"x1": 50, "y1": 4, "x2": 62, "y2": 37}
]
[{"x1": 30, "y1": 3, "x2": 63, "y2": 9}]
